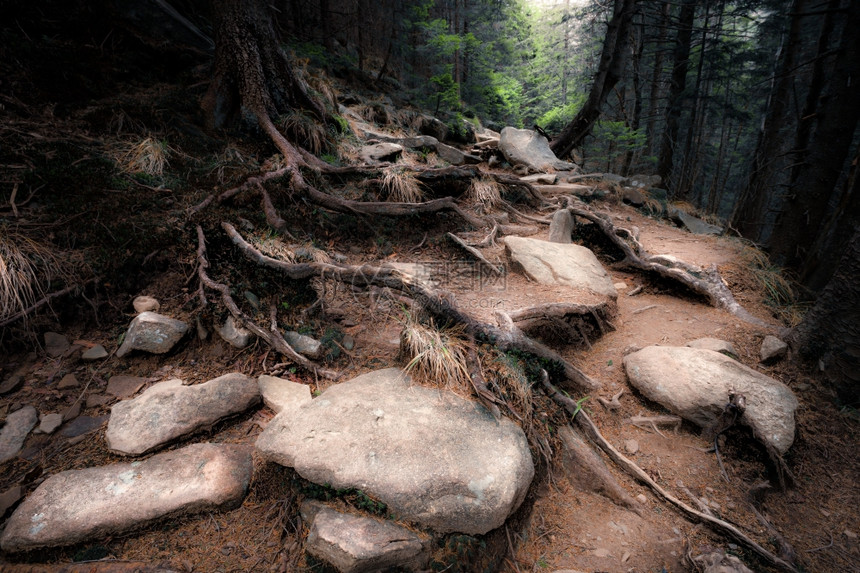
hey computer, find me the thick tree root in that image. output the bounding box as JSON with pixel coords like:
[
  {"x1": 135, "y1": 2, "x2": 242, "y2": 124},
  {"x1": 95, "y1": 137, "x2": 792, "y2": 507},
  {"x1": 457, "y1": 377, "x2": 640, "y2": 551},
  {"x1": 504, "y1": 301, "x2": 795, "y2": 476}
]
[
  {"x1": 219, "y1": 221, "x2": 600, "y2": 392},
  {"x1": 564, "y1": 198, "x2": 771, "y2": 327},
  {"x1": 195, "y1": 225, "x2": 338, "y2": 380},
  {"x1": 542, "y1": 372, "x2": 800, "y2": 573}
]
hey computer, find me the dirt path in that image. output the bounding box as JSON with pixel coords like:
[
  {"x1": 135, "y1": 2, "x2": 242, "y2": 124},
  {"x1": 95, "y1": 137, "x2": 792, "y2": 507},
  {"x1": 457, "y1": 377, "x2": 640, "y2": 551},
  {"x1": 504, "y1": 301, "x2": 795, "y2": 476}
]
[{"x1": 1, "y1": 197, "x2": 859, "y2": 573}]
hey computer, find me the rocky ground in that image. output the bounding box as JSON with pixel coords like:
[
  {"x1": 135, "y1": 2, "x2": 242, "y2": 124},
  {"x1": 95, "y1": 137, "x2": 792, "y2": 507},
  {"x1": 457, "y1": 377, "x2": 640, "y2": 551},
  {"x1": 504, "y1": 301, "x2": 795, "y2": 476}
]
[{"x1": 1, "y1": 46, "x2": 859, "y2": 573}]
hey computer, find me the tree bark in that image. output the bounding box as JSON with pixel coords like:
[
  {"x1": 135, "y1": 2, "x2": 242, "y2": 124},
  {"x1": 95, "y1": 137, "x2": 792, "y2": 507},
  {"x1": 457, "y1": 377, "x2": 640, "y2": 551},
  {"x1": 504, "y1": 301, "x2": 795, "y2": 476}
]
[
  {"x1": 550, "y1": 0, "x2": 637, "y2": 159},
  {"x1": 767, "y1": 0, "x2": 860, "y2": 268},
  {"x1": 656, "y1": 0, "x2": 695, "y2": 194},
  {"x1": 791, "y1": 226, "x2": 860, "y2": 405}
]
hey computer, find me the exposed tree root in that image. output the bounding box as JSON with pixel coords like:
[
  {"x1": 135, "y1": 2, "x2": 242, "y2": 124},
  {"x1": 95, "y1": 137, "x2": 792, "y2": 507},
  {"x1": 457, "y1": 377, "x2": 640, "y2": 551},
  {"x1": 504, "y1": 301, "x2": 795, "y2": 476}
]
[
  {"x1": 195, "y1": 225, "x2": 338, "y2": 380},
  {"x1": 219, "y1": 221, "x2": 600, "y2": 392},
  {"x1": 564, "y1": 198, "x2": 771, "y2": 327},
  {"x1": 446, "y1": 232, "x2": 503, "y2": 275},
  {"x1": 542, "y1": 372, "x2": 800, "y2": 573}
]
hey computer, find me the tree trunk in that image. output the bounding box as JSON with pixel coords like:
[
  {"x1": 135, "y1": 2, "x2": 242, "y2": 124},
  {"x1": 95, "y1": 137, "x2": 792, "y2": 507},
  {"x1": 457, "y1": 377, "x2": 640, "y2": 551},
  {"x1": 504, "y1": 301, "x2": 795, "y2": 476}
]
[
  {"x1": 550, "y1": 0, "x2": 637, "y2": 160},
  {"x1": 656, "y1": 0, "x2": 695, "y2": 194},
  {"x1": 729, "y1": 0, "x2": 806, "y2": 241},
  {"x1": 646, "y1": 1, "x2": 670, "y2": 157},
  {"x1": 202, "y1": 0, "x2": 326, "y2": 130},
  {"x1": 791, "y1": 226, "x2": 860, "y2": 406},
  {"x1": 767, "y1": 0, "x2": 860, "y2": 268}
]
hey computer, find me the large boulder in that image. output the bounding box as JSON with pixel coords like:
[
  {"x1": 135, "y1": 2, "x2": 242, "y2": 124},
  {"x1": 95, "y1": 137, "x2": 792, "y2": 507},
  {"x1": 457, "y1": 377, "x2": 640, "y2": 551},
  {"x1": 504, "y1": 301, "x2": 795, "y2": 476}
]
[
  {"x1": 499, "y1": 127, "x2": 577, "y2": 172},
  {"x1": 359, "y1": 142, "x2": 403, "y2": 164},
  {"x1": 503, "y1": 236, "x2": 617, "y2": 300},
  {"x1": 116, "y1": 311, "x2": 189, "y2": 357},
  {"x1": 106, "y1": 373, "x2": 260, "y2": 455},
  {"x1": 302, "y1": 501, "x2": 429, "y2": 573},
  {"x1": 669, "y1": 208, "x2": 723, "y2": 236},
  {"x1": 0, "y1": 443, "x2": 253, "y2": 552},
  {"x1": 623, "y1": 346, "x2": 798, "y2": 454},
  {"x1": 256, "y1": 368, "x2": 533, "y2": 535}
]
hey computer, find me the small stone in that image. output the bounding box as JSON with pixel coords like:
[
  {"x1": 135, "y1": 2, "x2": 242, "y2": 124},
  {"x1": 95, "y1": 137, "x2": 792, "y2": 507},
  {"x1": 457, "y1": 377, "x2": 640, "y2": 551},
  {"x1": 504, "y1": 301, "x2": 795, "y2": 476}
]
[
  {"x1": 243, "y1": 290, "x2": 261, "y2": 311},
  {"x1": 548, "y1": 209, "x2": 574, "y2": 243},
  {"x1": 621, "y1": 551, "x2": 631, "y2": 563},
  {"x1": 593, "y1": 548, "x2": 610, "y2": 558},
  {"x1": 217, "y1": 316, "x2": 252, "y2": 349},
  {"x1": 132, "y1": 296, "x2": 160, "y2": 314},
  {"x1": 760, "y1": 335, "x2": 789, "y2": 363},
  {"x1": 62, "y1": 400, "x2": 81, "y2": 422},
  {"x1": 0, "y1": 406, "x2": 39, "y2": 463},
  {"x1": 0, "y1": 375, "x2": 24, "y2": 395},
  {"x1": 795, "y1": 382, "x2": 811, "y2": 391},
  {"x1": 60, "y1": 415, "x2": 108, "y2": 438},
  {"x1": 196, "y1": 316, "x2": 209, "y2": 341},
  {"x1": 624, "y1": 439, "x2": 639, "y2": 455},
  {"x1": 258, "y1": 375, "x2": 312, "y2": 414},
  {"x1": 685, "y1": 337, "x2": 738, "y2": 358},
  {"x1": 636, "y1": 494, "x2": 647, "y2": 504},
  {"x1": 844, "y1": 530, "x2": 857, "y2": 539},
  {"x1": 614, "y1": 282, "x2": 628, "y2": 290},
  {"x1": 342, "y1": 334, "x2": 355, "y2": 351},
  {"x1": 57, "y1": 374, "x2": 79, "y2": 389},
  {"x1": 710, "y1": 500, "x2": 721, "y2": 510},
  {"x1": 116, "y1": 312, "x2": 189, "y2": 358},
  {"x1": 0, "y1": 485, "x2": 23, "y2": 518},
  {"x1": 44, "y1": 332, "x2": 70, "y2": 358},
  {"x1": 86, "y1": 394, "x2": 112, "y2": 408},
  {"x1": 81, "y1": 345, "x2": 108, "y2": 361},
  {"x1": 304, "y1": 502, "x2": 429, "y2": 573},
  {"x1": 36, "y1": 413, "x2": 63, "y2": 435},
  {"x1": 106, "y1": 376, "x2": 148, "y2": 399},
  {"x1": 284, "y1": 331, "x2": 323, "y2": 359}
]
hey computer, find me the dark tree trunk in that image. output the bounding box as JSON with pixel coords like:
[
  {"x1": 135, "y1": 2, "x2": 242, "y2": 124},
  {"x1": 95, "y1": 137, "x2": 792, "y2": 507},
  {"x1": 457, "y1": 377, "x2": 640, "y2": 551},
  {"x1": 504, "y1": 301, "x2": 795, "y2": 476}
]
[
  {"x1": 646, "y1": 1, "x2": 670, "y2": 157},
  {"x1": 791, "y1": 226, "x2": 860, "y2": 406},
  {"x1": 767, "y1": 0, "x2": 860, "y2": 268},
  {"x1": 656, "y1": 0, "x2": 695, "y2": 194},
  {"x1": 202, "y1": 0, "x2": 328, "y2": 162},
  {"x1": 550, "y1": 0, "x2": 637, "y2": 160},
  {"x1": 203, "y1": 0, "x2": 325, "y2": 126},
  {"x1": 730, "y1": 0, "x2": 806, "y2": 241}
]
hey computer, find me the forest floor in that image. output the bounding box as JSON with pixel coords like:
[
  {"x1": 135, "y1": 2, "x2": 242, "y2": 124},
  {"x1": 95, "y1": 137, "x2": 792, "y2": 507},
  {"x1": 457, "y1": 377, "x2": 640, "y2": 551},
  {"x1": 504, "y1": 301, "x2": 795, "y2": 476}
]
[{"x1": 1, "y1": 23, "x2": 860, "y2": 573}]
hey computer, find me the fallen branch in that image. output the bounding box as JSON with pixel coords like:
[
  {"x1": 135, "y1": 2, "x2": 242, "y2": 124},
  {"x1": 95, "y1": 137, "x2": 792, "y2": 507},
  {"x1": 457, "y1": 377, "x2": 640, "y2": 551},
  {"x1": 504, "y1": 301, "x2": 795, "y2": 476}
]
[
  {"x1": 597, "y1": 388, "x2": 624, "y2": 411},
  {"x1": 541, "y1": 373, "x2": 799, "y2": 573},
  {"x1": 0, "y1": 280, "x2": 97, "y2": 328}
]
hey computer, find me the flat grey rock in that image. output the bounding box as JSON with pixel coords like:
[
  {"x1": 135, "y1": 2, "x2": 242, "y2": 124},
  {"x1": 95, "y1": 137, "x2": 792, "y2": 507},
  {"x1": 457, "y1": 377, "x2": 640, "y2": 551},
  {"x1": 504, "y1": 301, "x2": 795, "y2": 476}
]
[
  {"x1": 57, "y1": 373, "x2": 78, "y2": 389},
  {"x1": 397, "y1": 135, "x2": 439, "y2": 150},
  {"x1": 106, "y1": 373, "x2": 260, "y2": 455},
  {"x1": 435, "y1": 142, "x2": 480, "y2": 166},
  {"x1": 35, "y1": 413, "x2": 63, "y2": 435},
  {"x1": 81, "y1": 344, "x2": 108, "y2": 360},
  {"x1": 256, "y1": 368, "x2": 533, "y2": 535},
  {"x1": 284, "y1": 331, "x2": 323, "y2": 359},
  {"x1": 760, "y1": 335, "x2": 788, "y2": 363},
  {"x1": 671, "y1": 208, "x2": 723, "y2": 235},
  {"x1": 217, "y1": 315, "x2": 252, "y2": 348},
  {"x1": 44, "y1": 332, "x2": 70, "y2": 358},
  {"x1": 0, "y1": 443, "x2": 253, "y2": 552},
  {"x1": 60, "y1": 415, "x2": 108, "y2": 438},
  {"x1": 106, "y1": 375, "x2": 148, "y2": 398},
  {"x1": 360, "y1": 142, "x2": 403, "y2": 164},
  {"x1": 624, "y1": 346, "x2": 798, "y2": 454},
  {"x1": 548, "y1": 209, "x2": 574, "y2": 243},
  {"x1": 303, "y1": 502, "x2": 428, "y2": 573},
  {"x1": 258, "y1": 375, "x2": 312, "y2": 413},
  {"x1": 0, "y1": 406, "x2": 38, "y2": 463},
  {"x1": 116, "y1": 312, "x2": 189, "y2": 358},
  {"x1": 499, "y1": 127, "x2": 576, "y2": 172},
  {"x1": 504, "y1": 236, "x2": 617, "y2": 300},
  {"x1": 686, "y1": 338, "x2": 738, "y2": 358}
]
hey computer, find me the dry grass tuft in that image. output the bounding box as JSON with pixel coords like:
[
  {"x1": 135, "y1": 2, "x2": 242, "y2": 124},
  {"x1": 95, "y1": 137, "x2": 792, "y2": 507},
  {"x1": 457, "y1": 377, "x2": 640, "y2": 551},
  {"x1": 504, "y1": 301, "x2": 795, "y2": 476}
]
[
  {"x1": 399, "y1": 314, "x2": 471, "y2": 392},
  {"x1": 468, "y1": 177, "x2": 502, "y2": 212},
  {"x1": 738, "y1": 242, "x2": 802, "y2": 325},
  {"x1": 281, "y1": 110, "x2": 331, "y2": 155},
  {"x1": 113, "y1": 137, "x2": 171, "y2": 176},
  {"x1": 382, "y1": 167, "x2": 425, "y2": 203},
  {"x1": 0, "y1": 231, "x2": 79, "y2": 324}
]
